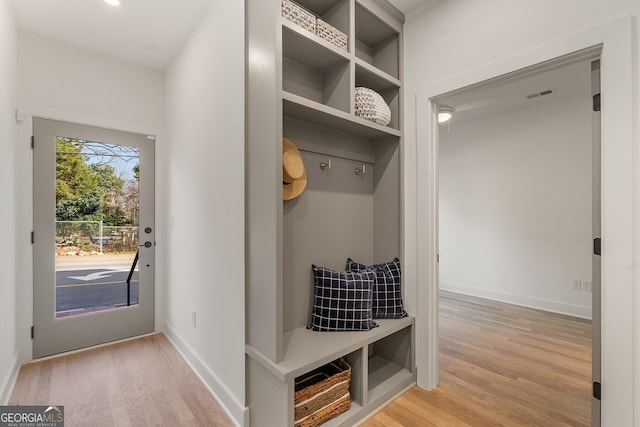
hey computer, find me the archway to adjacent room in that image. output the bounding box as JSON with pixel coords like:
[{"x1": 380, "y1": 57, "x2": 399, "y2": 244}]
[{"x1": 432, "y1": 55, "x2": 600, "y2": 426}]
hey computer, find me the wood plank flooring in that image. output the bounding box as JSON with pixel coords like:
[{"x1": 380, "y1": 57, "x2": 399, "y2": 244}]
[
  {"x1": 10, "y1": 333, "x2": 234, "y2": 427},
  {"x1": 363, "y1": 291, "x2": 592, "y2": 427},
  {"x1": 9, "y1": 294, "x2": 591, "y2": 426}
]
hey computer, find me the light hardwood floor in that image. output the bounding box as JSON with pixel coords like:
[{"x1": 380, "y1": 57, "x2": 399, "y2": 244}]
[
  {"x1": 10, "y1": 333, "x2": 233, "y2": 427},
  {"x1": 10, "y1": 293, "x2": 591, "y2": 427},
  {"x1": 363, "y1": 291, "x2": 592, "y2": 427}
]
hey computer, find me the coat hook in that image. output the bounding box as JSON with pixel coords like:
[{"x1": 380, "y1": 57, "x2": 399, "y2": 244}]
[
  {"x1": 354, "y1": 164, "x2": 366, "y2": 175},
  {"x1": 320, "y1": 158, "x2": 331, "y2": 170}
]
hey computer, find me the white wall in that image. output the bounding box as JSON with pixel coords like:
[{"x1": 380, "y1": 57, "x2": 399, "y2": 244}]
[
  {"x1": 14, "y1": 31, "x2": 165, "y2": 364},
  {"x1": 439, "y1": 90, "x2": 593, "y2": 318},
  {"x1": 403, "y1": 1, "x2": 640, "y2": 425},
  {"x1": 0, "y1": 0, "x2": 18, "y2": 404},
  {"x1": 164, "y1": 1, "x2": 246, "y2": 425}
]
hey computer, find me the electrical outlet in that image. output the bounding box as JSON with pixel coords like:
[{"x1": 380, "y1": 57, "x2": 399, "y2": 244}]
[
  {"x1": 192, "y1": 309, "x2": 197, "y2": 328},
  {"x1": 571, "y1": 279, "x2": 582, "y2": 290},
  {"x1": 582, "y1": 280, "x2": 592, "y2": 292}
]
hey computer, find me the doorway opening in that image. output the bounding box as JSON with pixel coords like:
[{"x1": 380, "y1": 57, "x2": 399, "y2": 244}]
[{"x1": 433, "y1": 55, "x2": 600, "y2": 426}]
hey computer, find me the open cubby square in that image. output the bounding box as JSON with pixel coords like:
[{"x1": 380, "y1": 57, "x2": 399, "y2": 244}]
[
  {"x1": 367, "y1": 325, "x2": 413, "y2": 402},
  {"x1": 355, "y1": 3, "x2": 399, "y2": 78},
  {"x1": 283, "y1": 25, "x2": 350, "y2": 113},
  {"x1": 355, "y1": 64, "x2": 400, "y2": 129}
]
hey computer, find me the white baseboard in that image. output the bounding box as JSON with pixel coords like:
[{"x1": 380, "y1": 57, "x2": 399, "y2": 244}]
[
  {"x1": 164, "y1": 323, "x2": 249, "y2": 427},
  {"x1": 440, "y1": 281, "x2": 592, "y2": 319},
  {"x1": 0, "y1": 355, "x2": 19, "y2": 405}
]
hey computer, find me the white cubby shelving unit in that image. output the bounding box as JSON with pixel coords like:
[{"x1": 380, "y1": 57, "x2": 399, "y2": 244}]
[{"x1": 246, "y1": 1, "x2": 414, "y2": 426}]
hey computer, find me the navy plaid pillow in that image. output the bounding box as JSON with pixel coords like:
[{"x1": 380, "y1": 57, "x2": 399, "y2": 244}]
[
  {"x1": 307, "y1": 265, "x2": 378, "y2": 331},
  {"x1": 346, "y1": 258, "x2": 408, "y2": 319}
]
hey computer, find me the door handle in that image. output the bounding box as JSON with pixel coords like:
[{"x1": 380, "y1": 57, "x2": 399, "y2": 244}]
[{"x1": 139, "y1": 241, "x2": 152, "y2": 248}]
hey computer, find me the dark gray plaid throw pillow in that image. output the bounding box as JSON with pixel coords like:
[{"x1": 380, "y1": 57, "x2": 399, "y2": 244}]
[
  {"x1": 307, "y1": 265, "x2": 378, "y2": 331},
  {"x1": 346, "y1": 257, "x2": 408, "y2": 319}
]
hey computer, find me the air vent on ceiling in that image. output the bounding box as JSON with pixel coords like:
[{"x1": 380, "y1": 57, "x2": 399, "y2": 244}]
[{"x1": 526, "y1": 89, "x2": 554, "y2": 99}]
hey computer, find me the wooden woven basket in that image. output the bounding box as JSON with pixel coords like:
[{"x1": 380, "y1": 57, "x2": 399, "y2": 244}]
[
  {"x1": 294, "y1": 358, "x2": 351, "y2": 427},
  {"x1": 282, "y1": 0, "x2": 316, "y2": 34},
  {"x1": 316, "y1": 19, "x2": 348, "y2": 51}
]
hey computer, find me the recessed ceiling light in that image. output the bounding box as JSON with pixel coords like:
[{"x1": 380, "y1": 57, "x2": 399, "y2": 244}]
[
  {"x1": 104, "y1": 0, "x2": 121, "y2": 6},
  {"x1": 438, "y1": 106, "x2": 454, "y2": 123}
]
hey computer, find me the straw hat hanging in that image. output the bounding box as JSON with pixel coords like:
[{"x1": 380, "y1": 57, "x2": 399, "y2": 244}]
[{"x1": 282, "y1": 138, "x2": 307, "y2": 201}]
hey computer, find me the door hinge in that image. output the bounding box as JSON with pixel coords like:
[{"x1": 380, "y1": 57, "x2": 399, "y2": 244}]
[
  {"x1": 31, "y1": 231, "x2": 34, "y2": 244},
  {"x1": 31, "y1": 135, "x2": 34, "y2": 149},
  {"x1": 30, "y1": 326, "x2": 34, "y2": 339},
  {"x1": 437, "y1": 254, "x2": 440, "y2": 263},
  {"x1": 593, "y1": 93, "x2": 601, "y2": 112},
  {"x1": 594, "y1": 237, "x2": 601, "y2": 256},
  {"x1": 593, "y1": 381, "x2": 601, "y2": 400}
]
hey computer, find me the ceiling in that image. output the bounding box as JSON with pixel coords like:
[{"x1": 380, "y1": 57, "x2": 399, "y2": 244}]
[
  {"x1": 9, "y1": 0, "x2": 431, "y2": 70},
  {"x1": 436, "y1": 60, "x2": 592, "y2": 125},
  {"x1": 9, "y1": 1, "x2": 586, "y2": 123},
  {"x1": 8, "y1": 0, "x2": 212, "y2": 69}
]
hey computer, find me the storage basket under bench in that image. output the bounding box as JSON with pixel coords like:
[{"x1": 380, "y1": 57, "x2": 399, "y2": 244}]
[{"x1": 294, "y1": 358, "x2": 352, "y2": 427}]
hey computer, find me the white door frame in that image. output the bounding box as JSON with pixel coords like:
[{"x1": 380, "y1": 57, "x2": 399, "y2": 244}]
[
  {"x1": 414, "y1": 16, "x2": 638, "y2": 426},
  {"x1": 591, "y1": 59, "x2": 602, "y2": 426}
]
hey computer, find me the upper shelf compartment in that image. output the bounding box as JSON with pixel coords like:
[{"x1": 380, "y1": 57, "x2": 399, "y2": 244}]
[
  {"x1": 282, "y1": 22, "x2": 351, "y2": 113},
  {"x1": 282, "y1": 22, "x2": 349, "y2": 72},
  {"x1": 355, "y1": 2, "x2": 400, "y2": 79},
  {"x1": 355, "y1": 60, "x2": 400, "y2": 130},
  {"x1": 294, "y1": 0, "x2": 350, "y2": 44},
  {"x1": 355, "y1": 58, "x2": 400, "y2": 91}
]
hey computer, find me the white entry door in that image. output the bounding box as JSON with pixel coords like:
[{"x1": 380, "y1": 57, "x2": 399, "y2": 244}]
[{"x1": 33, "y1": 118, "x2": 155, "y2": 358}]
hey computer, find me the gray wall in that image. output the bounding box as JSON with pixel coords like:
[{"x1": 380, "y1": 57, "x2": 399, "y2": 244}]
[{"x1": 282, "y1": 118, "x2": 400, "y2": 332}]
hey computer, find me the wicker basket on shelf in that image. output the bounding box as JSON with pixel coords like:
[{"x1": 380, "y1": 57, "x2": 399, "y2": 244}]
[
  {"x1": 354, "y1": 87, "x2": 392, "y2": 126},
  {"x1": 294, "y1": 358, "x2": 351, "y2": 427},
  {"x1": 316, "y1": 19, "x2": 348, "y2": 51},
  {"x1": 282, "y1": 0, "x2": 316, "y2": 34}
]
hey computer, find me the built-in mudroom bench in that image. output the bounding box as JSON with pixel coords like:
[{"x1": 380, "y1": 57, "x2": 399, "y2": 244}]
[
  {"x1": 246, "y1": 0, "x2": 414, "y2": 425},
  {"x1": 247, "y1": 318, "x2": 414, "y2": 426}
]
